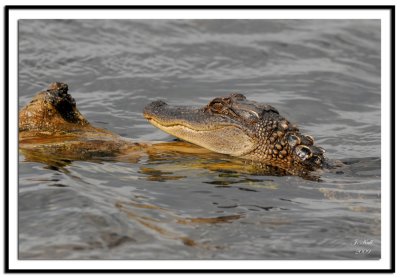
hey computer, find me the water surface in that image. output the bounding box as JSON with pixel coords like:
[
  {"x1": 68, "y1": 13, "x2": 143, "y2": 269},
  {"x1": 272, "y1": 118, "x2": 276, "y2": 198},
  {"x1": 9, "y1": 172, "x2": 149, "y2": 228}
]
[{"x1": 18, "y1": 19, "x2": 381, "y2": 260}]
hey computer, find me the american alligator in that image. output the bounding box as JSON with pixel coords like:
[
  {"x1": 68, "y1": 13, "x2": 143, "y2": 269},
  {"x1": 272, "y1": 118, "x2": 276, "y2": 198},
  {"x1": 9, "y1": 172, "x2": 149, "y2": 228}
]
[{"x1": 19, "y1": 82, "x2": 326, "y2": 178}]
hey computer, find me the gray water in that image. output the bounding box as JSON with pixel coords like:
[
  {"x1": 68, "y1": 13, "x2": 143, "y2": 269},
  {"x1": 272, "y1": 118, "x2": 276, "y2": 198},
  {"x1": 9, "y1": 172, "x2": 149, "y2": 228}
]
[{"x1": 18, "y1": 19, "x2": 381, "y2": 260}]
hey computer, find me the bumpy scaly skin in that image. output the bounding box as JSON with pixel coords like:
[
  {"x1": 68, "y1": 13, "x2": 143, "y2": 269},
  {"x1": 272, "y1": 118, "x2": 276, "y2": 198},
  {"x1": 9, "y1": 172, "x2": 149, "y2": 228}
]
[
  {"x1": 242, "y1": 103, "x2": 325, "y2": 170},
  {"x1": 208, "y1": 94, "x2": 325, "y2": 171},
  {"x1": 145, "y1": 93, "x2": 326, "y2": 173}
]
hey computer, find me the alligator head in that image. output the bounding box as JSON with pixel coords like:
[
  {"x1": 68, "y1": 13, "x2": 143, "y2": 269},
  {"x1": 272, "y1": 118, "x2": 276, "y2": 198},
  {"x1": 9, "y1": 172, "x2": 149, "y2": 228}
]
[{"x1": 144, "y1": 93, "x2": 326, "y2": 173}]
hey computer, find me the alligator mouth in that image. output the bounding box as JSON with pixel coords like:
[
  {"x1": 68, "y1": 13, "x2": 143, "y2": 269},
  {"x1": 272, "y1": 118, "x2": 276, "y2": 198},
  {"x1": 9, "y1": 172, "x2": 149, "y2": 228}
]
[
  {"x1": 146, "y1": 118, "x2": 231, "y2": 132},
  {"x1": 145, "y1": 115, "x2": 234, "y2": 131},
  {"x1": 143, "y1": 100, "x2": 256, "y2": 156}
]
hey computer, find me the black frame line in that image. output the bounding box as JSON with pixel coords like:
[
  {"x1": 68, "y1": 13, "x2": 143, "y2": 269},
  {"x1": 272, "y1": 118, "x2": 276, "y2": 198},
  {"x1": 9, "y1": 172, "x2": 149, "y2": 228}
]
[
  {"x1": 2, "y1": 5, "x2": 398, "y2": 9},
  {"x1": 4, "y1": 5, "x2": 395, "y2": 274}
]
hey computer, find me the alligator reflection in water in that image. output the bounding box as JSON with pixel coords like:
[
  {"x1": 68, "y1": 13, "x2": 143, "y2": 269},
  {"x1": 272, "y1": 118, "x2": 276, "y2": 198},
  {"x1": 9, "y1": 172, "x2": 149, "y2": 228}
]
[{"x1": 21, "y1": 140, "x2": 293, "y2": 182}]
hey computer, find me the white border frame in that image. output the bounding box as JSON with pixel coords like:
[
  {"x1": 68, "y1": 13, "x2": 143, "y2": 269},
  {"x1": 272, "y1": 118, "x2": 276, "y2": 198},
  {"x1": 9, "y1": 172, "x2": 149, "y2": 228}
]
[{"x1": 6, "y1": 7, "x2": 392, "y2": 271}]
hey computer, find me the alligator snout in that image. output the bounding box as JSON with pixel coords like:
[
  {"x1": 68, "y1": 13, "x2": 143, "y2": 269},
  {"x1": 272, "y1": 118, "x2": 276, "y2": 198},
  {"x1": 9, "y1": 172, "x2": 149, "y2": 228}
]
[
  {"x1": 143, "y1": 100, "x2": 168, "y2": 119},
  {"x1": 148, "y1": 100, "x2": 168, "y2": 108}
]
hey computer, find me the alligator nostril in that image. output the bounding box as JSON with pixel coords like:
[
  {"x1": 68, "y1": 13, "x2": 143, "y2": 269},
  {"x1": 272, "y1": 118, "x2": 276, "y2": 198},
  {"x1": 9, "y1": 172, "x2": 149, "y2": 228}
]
[
  {"x1": 143, "y1": 100, "x2": 168, "y2": 117},
  {"x1": 295, "y1": 145, "x2": 312, "y2": 161},
  {"x1": 151, "y1": 100, "x2": 167, "y2": 107}
]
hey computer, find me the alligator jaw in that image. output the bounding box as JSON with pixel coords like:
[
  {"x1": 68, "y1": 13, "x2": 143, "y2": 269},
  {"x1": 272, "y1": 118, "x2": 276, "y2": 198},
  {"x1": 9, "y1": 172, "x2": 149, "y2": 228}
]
[{"x1": 143, "y1": 101, "x2": 256, "y2": 156}]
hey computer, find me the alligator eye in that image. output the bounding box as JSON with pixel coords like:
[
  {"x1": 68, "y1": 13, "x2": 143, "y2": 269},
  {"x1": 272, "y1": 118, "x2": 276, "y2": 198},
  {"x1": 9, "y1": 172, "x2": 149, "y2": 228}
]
[
  {"x1": 287, "y1": 134, "x2": 301, "y2": 147},
  {"x1": 209, "y1": 99, "x2": 225, "y2": 112},
  {"x1": 295, "y1": 145, "x2": 312, "y2": 161},
  {"x1": 212, "y1": 103, "x2": 224, "y2": 111}
]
